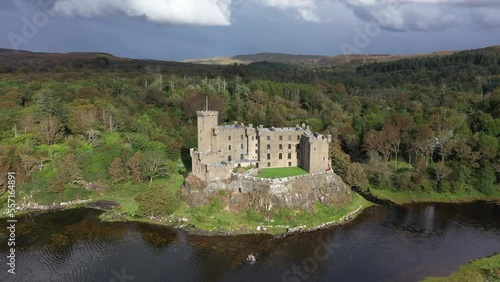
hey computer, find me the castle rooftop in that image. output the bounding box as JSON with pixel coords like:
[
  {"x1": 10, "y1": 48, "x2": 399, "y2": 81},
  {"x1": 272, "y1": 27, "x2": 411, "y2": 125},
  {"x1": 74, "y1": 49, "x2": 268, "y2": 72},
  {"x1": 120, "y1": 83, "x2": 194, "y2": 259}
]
[
  {"x1": 259, "y1": 127, "x2": 303, "y2": 133},
  {"x1": 196, "y1": 111, "x2": 218, "y2": 116}
]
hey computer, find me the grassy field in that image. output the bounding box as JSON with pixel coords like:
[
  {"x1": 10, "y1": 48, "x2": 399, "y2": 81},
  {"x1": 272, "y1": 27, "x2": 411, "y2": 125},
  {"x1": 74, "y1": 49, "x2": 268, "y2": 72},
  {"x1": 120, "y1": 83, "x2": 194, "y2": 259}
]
[
  {"x1": 258, "y1": 167, "x2": 308, "y2": 178},
  {"x1": 370, "y1": 187, "x2": 500, "y2": 205},
  {"x1": 423, "y1": 254, "x2": 500, "y2": 282}
]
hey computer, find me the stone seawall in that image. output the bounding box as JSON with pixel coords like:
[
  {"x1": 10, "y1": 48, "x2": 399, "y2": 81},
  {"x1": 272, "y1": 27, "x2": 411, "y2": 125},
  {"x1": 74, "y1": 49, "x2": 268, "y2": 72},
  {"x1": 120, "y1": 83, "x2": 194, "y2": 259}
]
[{"x1": 183, "y1": 172, "x2": 352, "y2": 211}]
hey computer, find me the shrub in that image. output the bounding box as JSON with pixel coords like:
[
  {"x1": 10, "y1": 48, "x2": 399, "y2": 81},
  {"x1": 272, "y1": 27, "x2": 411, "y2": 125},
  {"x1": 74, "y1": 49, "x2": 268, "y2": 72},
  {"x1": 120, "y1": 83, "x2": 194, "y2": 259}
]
[{"x1": 135, "y1": 183, "x2": 180, "y2": 217}]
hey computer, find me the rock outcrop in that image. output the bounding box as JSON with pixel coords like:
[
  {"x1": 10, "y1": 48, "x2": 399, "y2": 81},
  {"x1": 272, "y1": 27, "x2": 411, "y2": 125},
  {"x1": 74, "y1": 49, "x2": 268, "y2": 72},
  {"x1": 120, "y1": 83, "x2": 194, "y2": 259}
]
[{"x1": 182, "y1": 172, "x2": 352, "y2": 211}]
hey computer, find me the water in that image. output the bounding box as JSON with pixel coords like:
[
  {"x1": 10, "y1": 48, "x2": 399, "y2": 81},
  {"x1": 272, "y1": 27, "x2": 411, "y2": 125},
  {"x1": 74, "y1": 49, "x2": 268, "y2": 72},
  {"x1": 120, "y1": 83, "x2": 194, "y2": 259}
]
[{"x1": 0, "y1": 202, "x2": 498, "y2": 282}]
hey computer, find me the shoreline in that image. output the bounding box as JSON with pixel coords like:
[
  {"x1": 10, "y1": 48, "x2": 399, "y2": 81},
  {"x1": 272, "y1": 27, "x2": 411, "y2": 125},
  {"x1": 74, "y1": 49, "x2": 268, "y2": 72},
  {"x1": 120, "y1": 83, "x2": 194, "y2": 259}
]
[
  {"x1": 368, "y1": 187, "x2": 500, "y2": 205},
  {"x1": 1, "y1": 194, "x2": 373, "y2": 237},
  {"x1": 109, "y1": 202, "x2": 370, "y2": 238},
  {"x1": 3, "y1": 190, "x2": 498, "y2": 237}
]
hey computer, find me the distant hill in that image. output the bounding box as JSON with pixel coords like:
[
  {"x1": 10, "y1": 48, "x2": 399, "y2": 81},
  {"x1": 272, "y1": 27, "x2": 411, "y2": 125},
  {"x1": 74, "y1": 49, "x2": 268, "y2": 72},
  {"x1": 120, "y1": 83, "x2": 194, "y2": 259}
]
[
  {"x1": 0, "y1": 48, "x2": 228, "y2": 76},
  {"x1": 1, "y1": 45, "x2": 499, "y2": 80},
  {"x1": 181, "y1": 50, "x2": 467, "y2": 68},
  {"x1": 181, "y1": 53, "x2": 327, "y2": 65}
]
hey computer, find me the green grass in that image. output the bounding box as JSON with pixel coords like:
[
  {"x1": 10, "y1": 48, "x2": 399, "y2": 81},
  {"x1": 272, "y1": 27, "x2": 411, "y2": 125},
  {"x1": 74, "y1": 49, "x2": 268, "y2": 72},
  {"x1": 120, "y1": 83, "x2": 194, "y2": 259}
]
[
  {"x1": 171, "y1": 193, "x2": 373, "y2": 235},
  {"x1": 423, "y1": 254, "x2": 500, "y2": 282},
  {"x1": 370, "y1": 187, "x2": 500, "y2": 205},
  {"x1": 258, "y1": 167, "x2": 308, "y2": 178}
]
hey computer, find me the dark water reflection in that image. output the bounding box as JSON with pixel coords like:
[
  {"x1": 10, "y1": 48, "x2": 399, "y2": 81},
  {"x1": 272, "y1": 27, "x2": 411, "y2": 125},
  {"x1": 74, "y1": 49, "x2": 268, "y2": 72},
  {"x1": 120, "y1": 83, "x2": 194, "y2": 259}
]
[{"x1": 0, "y1": 202, "x2": 498, "y2": 282}]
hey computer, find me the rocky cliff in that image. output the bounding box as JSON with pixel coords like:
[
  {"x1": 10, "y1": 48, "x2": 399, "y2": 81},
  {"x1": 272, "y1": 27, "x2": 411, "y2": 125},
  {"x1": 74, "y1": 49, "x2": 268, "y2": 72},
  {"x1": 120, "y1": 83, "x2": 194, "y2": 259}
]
[{"x1": 182, "y1": 172, "x2": 352, "y2": 212}]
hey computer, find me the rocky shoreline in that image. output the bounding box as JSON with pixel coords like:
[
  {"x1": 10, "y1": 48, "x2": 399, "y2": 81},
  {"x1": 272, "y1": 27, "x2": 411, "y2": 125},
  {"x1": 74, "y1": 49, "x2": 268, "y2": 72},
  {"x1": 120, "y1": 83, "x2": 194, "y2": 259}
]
[
  {"x1": 0, "y1": 199, "x2": 119, "y2": 218},
  {"x1": 2, "y1": 197, "x2": 368, "y2": 238},
  {"x1": 104, "y1": 203, "x2": 369, "y2": 238}
]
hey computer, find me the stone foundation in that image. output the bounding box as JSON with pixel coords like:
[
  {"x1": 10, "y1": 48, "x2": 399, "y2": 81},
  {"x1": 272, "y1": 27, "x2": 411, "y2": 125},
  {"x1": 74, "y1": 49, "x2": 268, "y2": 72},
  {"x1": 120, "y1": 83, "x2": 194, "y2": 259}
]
[{"x1": 182, "y1": 172, "x2": 352, "y2": 211}]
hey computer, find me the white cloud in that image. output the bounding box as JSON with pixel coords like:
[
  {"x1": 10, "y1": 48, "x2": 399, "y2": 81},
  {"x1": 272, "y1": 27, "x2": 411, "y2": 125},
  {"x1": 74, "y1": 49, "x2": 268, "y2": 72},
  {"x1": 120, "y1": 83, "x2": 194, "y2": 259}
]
[
  {"x1": 45, "y1": 0, "x2": 500, "y2": 29},
  {"x1": 51, "y1": 0, "x2": 232, "y2": 26},
  {"x1": 261, "y1": 0, "x2": 320, "y2": 22},
  {"x1": 338, "y1": 0, "x2": 500, "y2": 30}
]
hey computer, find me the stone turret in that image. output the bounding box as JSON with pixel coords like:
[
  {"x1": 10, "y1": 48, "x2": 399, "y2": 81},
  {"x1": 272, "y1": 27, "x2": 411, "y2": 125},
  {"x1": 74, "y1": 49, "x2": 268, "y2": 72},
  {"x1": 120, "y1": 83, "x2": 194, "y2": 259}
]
[{"x1": 196, "y1": 111, "x2": 218, "y2": 151}]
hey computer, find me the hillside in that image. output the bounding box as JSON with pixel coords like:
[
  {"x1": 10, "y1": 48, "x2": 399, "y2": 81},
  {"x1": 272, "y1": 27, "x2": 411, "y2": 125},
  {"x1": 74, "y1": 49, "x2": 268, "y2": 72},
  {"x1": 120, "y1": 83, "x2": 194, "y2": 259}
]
[{"x1": 181, "y1": 50, "x2": 462, "y2": 67}]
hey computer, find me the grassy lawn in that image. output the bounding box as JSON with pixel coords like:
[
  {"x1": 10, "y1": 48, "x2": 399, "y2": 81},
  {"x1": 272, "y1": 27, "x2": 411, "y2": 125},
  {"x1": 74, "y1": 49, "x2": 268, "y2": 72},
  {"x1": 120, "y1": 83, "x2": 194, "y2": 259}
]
[
  {"x1": 258, "y1": 167, "x2": 308, "y2": 178},
  {"x1": 370, "y1": 187, "x2": 500, "y2": 205},
  {"x1": 423, "y1": 254, "x2": 500, "y2": 282}
]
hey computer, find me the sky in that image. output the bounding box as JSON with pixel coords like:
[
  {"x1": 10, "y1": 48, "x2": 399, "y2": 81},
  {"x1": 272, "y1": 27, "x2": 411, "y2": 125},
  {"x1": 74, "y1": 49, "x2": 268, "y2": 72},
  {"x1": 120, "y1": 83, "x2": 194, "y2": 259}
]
[{"x1": 1, "y1": 0, "x2": 500, "y2": 61}]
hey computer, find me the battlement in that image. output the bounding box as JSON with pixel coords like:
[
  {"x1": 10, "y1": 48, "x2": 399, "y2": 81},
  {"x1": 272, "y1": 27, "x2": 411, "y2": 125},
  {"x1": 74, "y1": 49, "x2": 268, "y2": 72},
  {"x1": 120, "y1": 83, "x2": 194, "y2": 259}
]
[{"x1": 196, "y1": 111, "x2": 219, "y2": 116}]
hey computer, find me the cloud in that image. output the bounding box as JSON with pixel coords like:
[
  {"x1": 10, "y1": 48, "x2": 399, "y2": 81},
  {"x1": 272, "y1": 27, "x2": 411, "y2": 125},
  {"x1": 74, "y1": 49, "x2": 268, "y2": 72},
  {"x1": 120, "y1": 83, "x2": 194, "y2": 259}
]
[
  {"x1": 50, "y1": 0, "x2": 232, "y2": 26},
  {"x1": 470, "y1": 8, "x2": 500, "y2": 27},
  {"x1": 261, "y1": 0, "x2": 320, "y2": 22},
  {"x1": 338, "y1": 0, "x2": 500, "y2": 31}
]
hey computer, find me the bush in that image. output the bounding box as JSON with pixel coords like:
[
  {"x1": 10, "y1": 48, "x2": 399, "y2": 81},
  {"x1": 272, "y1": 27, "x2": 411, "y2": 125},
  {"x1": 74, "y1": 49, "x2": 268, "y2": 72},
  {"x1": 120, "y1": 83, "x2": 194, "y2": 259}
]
[{"x1": 135, "y1": 183, "x2": 180, "y2": 217}]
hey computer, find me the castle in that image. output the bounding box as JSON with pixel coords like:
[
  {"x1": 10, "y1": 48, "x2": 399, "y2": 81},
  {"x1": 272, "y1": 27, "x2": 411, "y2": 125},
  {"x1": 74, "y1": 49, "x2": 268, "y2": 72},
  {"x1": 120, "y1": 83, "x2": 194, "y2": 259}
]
[{"x1": 190, "y1": 109, "x2": 332, "y2": 182}]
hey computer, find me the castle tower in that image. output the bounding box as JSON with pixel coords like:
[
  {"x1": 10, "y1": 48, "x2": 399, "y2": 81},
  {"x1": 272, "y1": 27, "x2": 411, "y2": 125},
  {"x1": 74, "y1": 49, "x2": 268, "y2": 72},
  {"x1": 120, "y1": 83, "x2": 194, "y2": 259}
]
[{"x1": 196, "y1": 110, "x2": 218, "y2": 151}]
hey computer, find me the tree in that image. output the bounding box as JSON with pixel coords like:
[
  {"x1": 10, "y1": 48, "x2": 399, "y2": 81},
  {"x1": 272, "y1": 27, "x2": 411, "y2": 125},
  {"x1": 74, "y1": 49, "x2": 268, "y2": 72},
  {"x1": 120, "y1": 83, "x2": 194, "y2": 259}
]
[
  {"x1": 135, "y1": 184, "x2": 180, "y2": 217},
  {"x1": 69, "y1": 104, "x2": 98, "y2": 134},
  {"x1": 35, "y1": 90, "x2": 64, "y2": 121},
  {"x1": 140, "y1": 151, "x2": 169, "y2": 184},
  {"x1": 382, "y1": 124, "x2": 401, "y2": 169},
  {"x1": 108, "y1": 157, "x2": 127, "y2": 183},
  {"x1": 413, "y1": 127, "x2": 436, "y2": 165},
  {"x1": 434, "y1": 163, "x2": 452, "y2": 186},
  {"x1": 126, "y1": 152, "x2": 143, "y2": 183},
  {"x1": 363, "y1": 130, "x2": 391, "y2": 166},
  {"x1": 85, "y1": 129, "x2": 101, "y2": 147},
  {"x1": 330, "y1": 142, "x2": 369, "y2": 190},
  {"x1": 35, "y1": 116, "x2": 64, "y2": 145},
  {"x1": 51, "y1": 153, "x2": 82, "y2": 192},
  {"x1": 19, "y1": 114, "x2": 36, "y2": 134}
]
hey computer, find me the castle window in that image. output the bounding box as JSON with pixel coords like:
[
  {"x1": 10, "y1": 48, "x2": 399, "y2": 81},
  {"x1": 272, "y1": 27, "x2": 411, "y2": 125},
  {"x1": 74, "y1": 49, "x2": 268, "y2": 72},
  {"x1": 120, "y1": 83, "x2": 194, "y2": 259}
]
[
  {"x1": 228, "y1": 145, "x2": 231, "y2": 150},
  {"x1": 267, "y1": 144, "x2": 270, "y2": 150},
  {"x1": 297, "y1": 135, "x2": 300, "y2": 140},
  {"x1": 255, "y1": 143, "x2": 258, "y2": 147},
  {"x1": 267, "y1": 136, "x2": 271, "y2": 141},
  {"x1": 314, "y1": 147, "x2": 316, "y2": 151},
  {"x1": 279, "y1": 153, "x2": 283, "y2": 160},
  {"x1": 241, "y1": 154, "x2": 244, "y2": 160},
  {"x1": 267, "y1": 162, "x2": 271, "y2": 167},
  {"x1": 241, "y1": 135, "x2": 244, "y2": 140},
  {"x1": 288, "y1": 144, "x2": 292, "y2": 150},
  {"x1": 279, "y1": 136, "x2": 283, "y2": 141},
  {"x1": 267, "y1": 153, "x2": 271, "y2": 160},
  {"x1": 229, "y1": 136, "x2": 231, "y2": 141},
  {"x1": 323, "y1": 157, "x2": 325, "y2": 160},
  {"x1": 288, "y1": 135, "x2": 292, "y2": 141},
  {"x1": 255, "y1": 150, "x2": 258, "y2": 154},
  {"x1": 279, "y1": 144, "x2": 283, "y2": 150},
  {"x1": 288, "y1": 162, "x2": 292, "y2": 167},
  {"x1": 288, "y1": 153, "x2": 292, "y2": 159},
  {"x1": 252, "y1": 137, "x2": 254, "y2": 140},
  {"x1": 228, "y1": 155, "x2": 232, "y2": 162},
  {"x1": 241, "y1": 144, "x2": 243, "y2": 149}
]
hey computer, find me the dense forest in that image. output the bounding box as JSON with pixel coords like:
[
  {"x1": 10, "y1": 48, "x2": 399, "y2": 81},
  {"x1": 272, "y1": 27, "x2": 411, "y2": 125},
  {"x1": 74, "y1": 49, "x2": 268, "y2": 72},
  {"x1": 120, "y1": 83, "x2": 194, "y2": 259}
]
[{"x1": 0, "y1": 46, "x2": 499, "y2": 213}]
